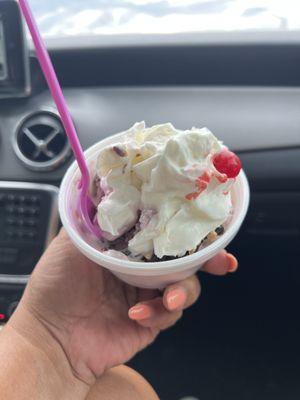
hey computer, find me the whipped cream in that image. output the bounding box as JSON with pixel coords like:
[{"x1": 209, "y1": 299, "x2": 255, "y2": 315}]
[{"x1": 96, "y1": 122, "x2": 233, "y2": 259}]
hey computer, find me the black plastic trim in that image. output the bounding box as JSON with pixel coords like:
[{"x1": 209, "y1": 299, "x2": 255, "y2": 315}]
[{"x1": 46, "y1": 44, "x2": 300, "y2": 87}]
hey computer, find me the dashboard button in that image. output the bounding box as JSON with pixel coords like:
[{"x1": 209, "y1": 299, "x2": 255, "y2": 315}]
[
  {"x1": 29, "y1": 196, "x2": 40, "y2": 205},
  {"x1": 17, "y1": 219, "x2": 25, "y2": 227},
  {"x1": 17, "y1": 207, "x2": 26, "y2": 215},
  {"x1": 16, "y1": 231, "x2": 24, "y2": 239},
  {"x1": 7, "y1": 194, "x2": 16, "y2": 203},
  {"x1": 7, "y1": 230, "x2": 16, "y2": 238},
  {"x1": 0, "y1": 247, "x2": 19, "y2": 264},
  {"x1": 6, "y1": 205, "x2": 16, "y2": 214},
  {"x1": 18, "y1": 195, "x2": 26, "y2": 203},
  {"x1": 24, "y1": 219, "x2": 37, "y2": 227},
  {"x1": 28, "y1": 207, "x2": 39, "y2": 216},
  {"x1": 26, "y1": 231, "x2": 37, "y2": 239},
  {"x1": 6, "y1": 217, "x2": 16, "y2": 226},
  {"x1": 0, "y1": 194, "x2": 6, "y2": 206}
]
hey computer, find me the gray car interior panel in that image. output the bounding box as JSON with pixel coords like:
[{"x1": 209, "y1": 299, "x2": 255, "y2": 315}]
[{"x1": 0, "y1": 86, "x2": 300, "y2": 188}]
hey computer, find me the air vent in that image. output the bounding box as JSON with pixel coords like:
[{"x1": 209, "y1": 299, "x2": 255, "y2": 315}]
[{"x1": 13, "y1": 111, "x2": 71, "y2": 171}]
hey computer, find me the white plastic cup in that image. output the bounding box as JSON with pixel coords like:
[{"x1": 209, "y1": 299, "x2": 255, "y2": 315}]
[{"x1": 59, "y1": 130, "x2": 250, "y2": 289}]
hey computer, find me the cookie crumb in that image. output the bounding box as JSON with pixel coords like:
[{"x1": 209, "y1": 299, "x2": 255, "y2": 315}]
[
  {"x1": 207, "y1": 231, "x2": 218, "y2": 243},
  {"x1": 215, "y1": 225, "x2": 225, "y2": 236},
  {"x1": 112, "y1": 145, "x2": 127, "y2": 157}
]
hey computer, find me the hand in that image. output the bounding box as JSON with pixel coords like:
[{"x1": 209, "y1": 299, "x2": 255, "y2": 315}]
[{"x1": 9, "y1": 229, "x2": 238, "y2": 386}]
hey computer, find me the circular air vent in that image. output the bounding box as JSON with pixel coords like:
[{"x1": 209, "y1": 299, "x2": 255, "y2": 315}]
[{"x1": 13, "y1": 111, "x2": 71, "y2": 171}]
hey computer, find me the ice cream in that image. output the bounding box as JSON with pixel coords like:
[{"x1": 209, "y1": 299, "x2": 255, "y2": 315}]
[{"x1": 94, "y1": 122, "x2": 241, "y2": 261}]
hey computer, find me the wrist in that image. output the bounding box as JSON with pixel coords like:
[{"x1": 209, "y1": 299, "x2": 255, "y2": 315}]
[{"x1": 5, "y1": 304, "x2": 90, "y2": 399}]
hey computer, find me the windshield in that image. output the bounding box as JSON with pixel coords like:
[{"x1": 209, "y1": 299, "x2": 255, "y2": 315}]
[{"x1": 29, "y1": 0, "x2": 299, "y2": 38}]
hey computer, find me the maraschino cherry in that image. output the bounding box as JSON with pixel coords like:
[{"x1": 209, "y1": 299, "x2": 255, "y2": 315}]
[{"x1": 212, "y1": 149, "x2": 242, "y2": 178}]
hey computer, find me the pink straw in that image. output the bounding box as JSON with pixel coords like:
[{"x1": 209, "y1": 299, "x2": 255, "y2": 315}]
[{"x1": 19, "y1": 0, "x2": 100, "y2": 236}]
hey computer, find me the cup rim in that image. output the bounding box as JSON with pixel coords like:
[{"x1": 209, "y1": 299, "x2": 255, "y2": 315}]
[{"x1": 59, "y1": 134, "x2": 250, "y2": 273}]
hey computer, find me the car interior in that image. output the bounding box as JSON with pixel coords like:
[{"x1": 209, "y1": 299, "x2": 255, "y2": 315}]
[{"x1": 0, "y1": 1, "x2": 300, "y2": 399}]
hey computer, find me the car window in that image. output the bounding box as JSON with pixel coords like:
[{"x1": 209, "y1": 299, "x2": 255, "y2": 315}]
[{"x1": 29, "y1": 0, "x2": 300, "y2": 38}]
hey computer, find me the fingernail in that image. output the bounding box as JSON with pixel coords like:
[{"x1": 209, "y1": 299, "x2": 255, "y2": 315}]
[
  {"x1": 128, "y1": 304, "x2": 152, "y2": 320},
  {"x1": 226, "y1": 254, "x2": 238, "y2": 273},
  {"x1": 166, "y1": 288, "x2": 187, "y2": 311}
]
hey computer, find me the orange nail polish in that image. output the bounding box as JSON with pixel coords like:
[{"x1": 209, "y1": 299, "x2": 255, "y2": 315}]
[
  {"x1": 227, "y1": 254, "x2": 238, "y2": 273},
  {"x1": 167, "y1": 288, "x2": 187, "y2": 311},
  {"x1": 128, "y1": 305, "x2": 152, "y2": 320}
]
